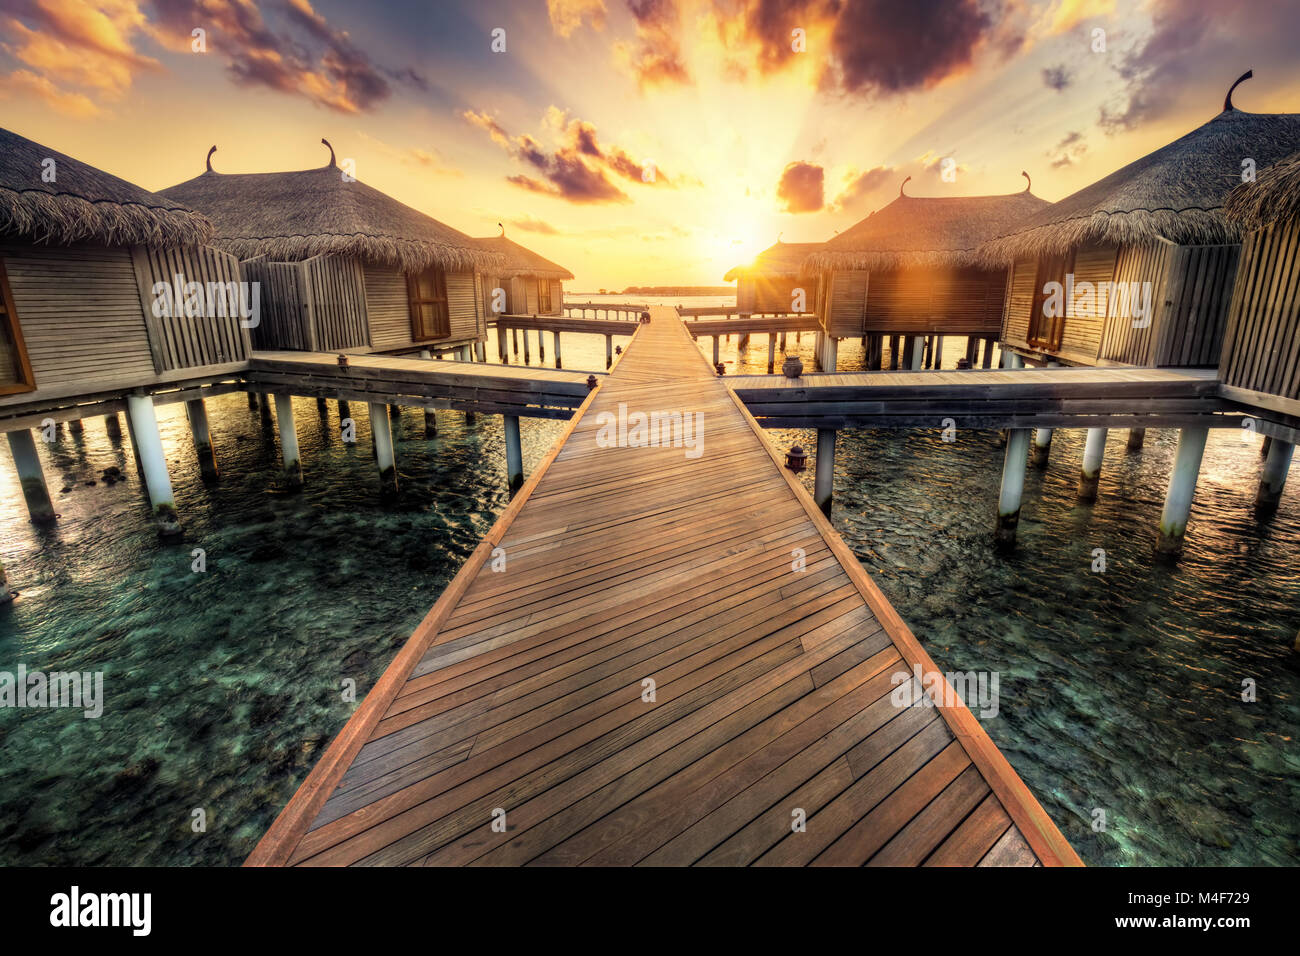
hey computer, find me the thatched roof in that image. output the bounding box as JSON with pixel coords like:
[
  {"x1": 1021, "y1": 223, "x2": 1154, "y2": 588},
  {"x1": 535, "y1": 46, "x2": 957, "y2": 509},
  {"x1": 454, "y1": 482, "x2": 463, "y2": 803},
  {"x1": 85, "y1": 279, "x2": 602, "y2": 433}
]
[
  {"x1": 473, "y1": 233, "x2": 573, "y2": 279},
  {"x1": 0, "y1": 127, "x2": 212, "y2": 247},
  {"x1": 1226, "y1": 150, "x2": 1300, "y2": 229},
  {"x1": 725, "y1": 241, "x2": 826, "y2": 281},
  {"x1": 160, "y1": 143, "x2": 500, "y2": 272},
  {"x1": 979, "y1": 107, "x2": 1300, "y2": 266},
  {"x1": 806, "y1": 182, "x2": 1049, "y2": 272}
]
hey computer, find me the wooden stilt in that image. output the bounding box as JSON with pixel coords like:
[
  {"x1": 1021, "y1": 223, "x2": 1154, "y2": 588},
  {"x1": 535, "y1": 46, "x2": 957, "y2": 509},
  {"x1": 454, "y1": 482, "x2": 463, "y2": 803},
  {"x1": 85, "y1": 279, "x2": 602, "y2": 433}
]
[
  {"x1": 6, "y1": 430, "x2": 56, "y2": 524},
  {"x1": 815, "y1": 428, "x2": 836, "y2": 517},
  {"x1": 1256, "y1": 438, "x2": 1293, "y2": 514},
  {"x1": 504, "y1": 415, "x2": 523, "y2": 491},
  {"x1": 1077, "y1": 427, "x2": 1107, "y2": 502},
  {"x1": 273, "y1": 394, "x2": 304, "y2": 488},
  {"x1": 1127, "y1": 427, "x2": 1146, "y2": 452},
  {"x1": 368, "y1": 402, "x2": 398, "y2": 496},
  {"x1": 1155, "y1": 426, "x2": 1209, "y2": 557},
  {"x1": 186, "y1": 398, "x2": 220, "y2": 481},
  {"x1": 125, "y1": 394, "x2": 181, "y2": 536},
  {"x1": 996, "y1": 429, "x2": 1030, "y2": 550}
]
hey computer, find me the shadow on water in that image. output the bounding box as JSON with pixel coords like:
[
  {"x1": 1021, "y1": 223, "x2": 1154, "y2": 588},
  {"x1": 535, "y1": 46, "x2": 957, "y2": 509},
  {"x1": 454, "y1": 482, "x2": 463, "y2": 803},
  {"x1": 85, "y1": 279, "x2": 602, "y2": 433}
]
[{"x1": 1, "y1": 316, "x2": 1297, "y2": 865}]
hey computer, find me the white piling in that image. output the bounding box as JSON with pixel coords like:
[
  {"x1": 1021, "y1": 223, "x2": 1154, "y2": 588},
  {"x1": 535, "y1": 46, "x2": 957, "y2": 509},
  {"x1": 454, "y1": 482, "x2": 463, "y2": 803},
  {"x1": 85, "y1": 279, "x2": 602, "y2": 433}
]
[
  {"x1": 185, "y1": 398, "x2": 219, "y2": 481},
  {"x1": 1077, "y1": 427, "x2": 1107, "y2": 502},
  {"x1": 368, "y1": 401, "x2": 398, "y2": 495},
  {"x1": 1256, "y1": 437, "x2": 1294, "y2": 514},
  {"x1": 6, "y1": 429, "x2": 56, "y2": 524},
  {"x1": 504, "y1": 415, "x2": 523, "y2": 491},
  {"x1": 996, "y1": 428, "x2": 1031, "y2": 549},
  {"x1": 273, "y1": 394, "x2": 303, "y2": 488},
  {"x1": 1155, "y1": 426, "x2": 1209, "y2": 557},
  {"x1": 125, "y1": 394, "x2": 181, "y2": 536}
]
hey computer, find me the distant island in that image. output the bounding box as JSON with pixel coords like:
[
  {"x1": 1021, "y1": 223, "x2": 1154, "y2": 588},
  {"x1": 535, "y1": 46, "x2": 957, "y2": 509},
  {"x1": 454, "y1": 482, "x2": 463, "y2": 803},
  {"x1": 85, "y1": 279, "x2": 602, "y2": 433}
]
[{"x1": 619, "y1": 286, "x2": 735, "y2": 296}]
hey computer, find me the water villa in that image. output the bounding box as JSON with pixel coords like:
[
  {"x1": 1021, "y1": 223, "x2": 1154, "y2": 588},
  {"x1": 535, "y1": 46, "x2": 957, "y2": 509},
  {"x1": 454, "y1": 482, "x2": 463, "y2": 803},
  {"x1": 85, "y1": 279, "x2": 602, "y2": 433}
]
[
  {"x1": 473, "y1": 229, "x2": 572, "y2": 318},
  {"x1": 160, "y1": 141, "x2": 500, "y2": 361},
  {"x1": 725, "y1": 240, "x2": 825, "y2": 316},
  {"x1": 0, "y1": 126, "x2": 246, "y2": 542},
  {"x1": 805, "y1": 176, "x2": 1048, "y2": 372}
]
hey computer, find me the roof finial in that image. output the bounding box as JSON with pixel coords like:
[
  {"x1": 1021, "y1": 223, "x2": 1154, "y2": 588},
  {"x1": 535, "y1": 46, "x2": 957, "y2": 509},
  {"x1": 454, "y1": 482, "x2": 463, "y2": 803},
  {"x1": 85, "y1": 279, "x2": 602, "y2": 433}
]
[
  {"x1": 205, "y1": 145, "x2": 217, "y2": 173},
  {"x1": 321, "y1": 138, "x2": 337, "y2": 167},
  {"x1": 899, "y1": 175, "x2": 912, "y2": 198},
  {"x1": 498, "y1": 222, "x2": 505, "y2": 237},
  {"x1": 1021, "y1": 170, "x2": 1031, "y2": 193},
  {"x1": 1224, "y1": 69, "x2": 1253, "y2": 112}
]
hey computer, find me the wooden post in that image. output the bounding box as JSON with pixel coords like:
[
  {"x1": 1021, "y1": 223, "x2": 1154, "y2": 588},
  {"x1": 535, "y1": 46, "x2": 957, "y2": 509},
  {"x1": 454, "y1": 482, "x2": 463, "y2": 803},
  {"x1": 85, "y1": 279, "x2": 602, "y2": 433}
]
[
  {"x1": 186, "y1": 398, "x2": 219, "y2": 482},
  {"x1": 337, "y1": 400, "x2": 351, "y2": 441},
  {"x1": 498, "y1": 329, "x2": 507, "y2": 363},
  {"x1": 246, "y1": 391, "x2": 258, "y2": 410},
  {"x1": 933, "y1": 335, "x2": 944, "y2": 370},
  {"x1": 523, "y1": 330, "x2": 532, "y2": 364},
  {"x1": 368, "y1": 402, "x2": 398, "y2": 496},
  {"x1": 424, "y1": 406, "x2": 438, "y2": 438},
  {"x1": 512, "y1": 328, "x2": 519, "y2": 358},
  {"x1": 273, "y1": 394, "x2": 304, "y2": 488},
  {"x1": 909, "y1": 336, "x2": 923, "y2": 371},
  {"x1": 460, "y1": 344, "x2": 473, "y2": 362},
  {"x1": 553, "y1": 331, "x2": 562, "y2": 369},
  {"x1": 1260, "y1": 435, "x2": 1273, "y2": 459},
  {"x1": 889, "y1": 335, "x2": 900, "y2": 370},
  {"x1": 1077, "y1": 427, "x2": 1107, "y2": 502},
  {"x1": 824, "y1": 336, "x2": 838, "y2": 372},
  {"x1": 779, "y1": 332, "x2": 787, "y2": 352},
  {"x1": 767, "y1": 333, "x2": 776, "y2": 373},
  {"x1": 125, "y1": 394, "x2": 181, "y2": 536},
  {"x1": 1155, "y1": 426, "x2": 1209, "y2": 557},
  {"x1": 814, "y1": 428, "x2": 836, "y2": 516},
  {"x1": 1030, "y1": 361, "x2": 1059, "y2": 467},
  {"x1": 258, "y1": 391, "x2": 274, "y2": 422},
  {"x1": 982, "y1": 338, "x2": 996, "y2": 368},
  {"x1": 476, "y1": 341, "x2": 486, "y2": 362},
  {"x1": 605, "y1": 334, "x2": 613, "y2": 369},
  {"x1": 965, "y1": 337, "x2": 979, "y2": 366},
  {"x1": 1256, "y1": 438, "x2": 1293, "y2": 514},
  {"x1": 104, "y1": 413, "x2": 123, "y2": 441},
  {"x1": 536, "y1": 331, "x2": 545, "y2": 363},
  {"x1": 316, "y1": 396, "x2": 329, "y2": 418},
  {"x1": 996, "y1": 429, "x2": 1031, "y2": 550},
  {"x1": 1127, "y1": 427, "x2": 1146, "y2": 452},
  {"x1": 503, "y1": 415, "x2": 523, "y2": 491},
  {"x1": 68, "y1": 418, "x2": 84, "y2": 436},
  {"x1": 6, "y1": 430, "x2": 56, "y2": 524},
  {"x1": 713, "y1": 335, "x2": 721, "y2": 367}
]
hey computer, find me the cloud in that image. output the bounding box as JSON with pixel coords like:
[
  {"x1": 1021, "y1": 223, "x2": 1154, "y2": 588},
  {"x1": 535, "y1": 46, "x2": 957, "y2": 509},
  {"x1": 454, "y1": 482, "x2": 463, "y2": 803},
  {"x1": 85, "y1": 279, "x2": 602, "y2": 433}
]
[
  {"x1": 830, "y1": 164, "x2": 895, "y2": 211},
  {"x1": 509, "y1": 216, "x2": 561, "y2": 235},
  {"x1": 1047, "y1": 130, "x2": 1087, "y2": 168},
  {"x1": 0, "y1": 0, "x2": 161, "y2": 108},
  {"x1": 547, "y1": 0, "x2": 607, "y2": 36},
  {"x1": 143, "y1": 0, "x2": 425, "y2": 114},
  {"x1": 465, "y1": 108, "x2": 683, "y2": 203},
  {"x1": 0, "y1": 67, "x2": 101, "y2": 116},
  {"x1": 718, "y1": 0, "x2": 999, "y2": 97},
  {"x1": 776, "y1": 161, "x2": 824, "y2": 213},
  {"x1": 616, "y1": 0, "x2": 690, "y2": 89},
  {"x1": 1041, "y1": 64, "x2": 1071, "y2": 92}
]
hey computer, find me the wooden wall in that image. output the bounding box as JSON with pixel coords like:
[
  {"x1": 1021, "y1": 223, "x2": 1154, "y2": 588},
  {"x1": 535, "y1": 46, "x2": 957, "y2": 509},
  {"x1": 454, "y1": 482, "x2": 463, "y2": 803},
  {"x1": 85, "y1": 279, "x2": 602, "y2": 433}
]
[
  {"x1": 242, "y1": 258, "x2": 310, "y2": 350},
  {"x1": 1219, "y1": 218, "x2": 1300, "y2": 399},
  {"x1": 738, "y1": 276, "x2": 818, "y2": 315},
  {"x1": 1152, "y1": 244, "x2": 1239, "y2": 367},
  {"x1": 364, "y1": 264, "x2": 480, "y2": 349},
  {"x1": 823, "y1": 267, "x2": 1005, "y2": 338},
  {"x1": 305, "y1": 255, "x2": 369, "y2": 351},
  {"x1": 129, "y1": 245, "x2": 252, "y2": 371},
  {"x1": 1001, "y1": 256, "x2": 1038, "y2": 348},
  {"x1": 1098, "y1": 241, "x2": 1175, "y2": 366},
  {"x1": 0, "y1": 242, "x2": 156, "y2": 391}
]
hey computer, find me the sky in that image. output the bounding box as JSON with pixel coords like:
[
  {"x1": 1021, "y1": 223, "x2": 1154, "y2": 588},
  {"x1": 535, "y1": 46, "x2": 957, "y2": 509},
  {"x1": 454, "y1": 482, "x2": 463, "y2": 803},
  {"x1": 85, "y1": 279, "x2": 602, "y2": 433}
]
[{"x1": 1, "y1": 0, "x2": 1299, "y2": 289}]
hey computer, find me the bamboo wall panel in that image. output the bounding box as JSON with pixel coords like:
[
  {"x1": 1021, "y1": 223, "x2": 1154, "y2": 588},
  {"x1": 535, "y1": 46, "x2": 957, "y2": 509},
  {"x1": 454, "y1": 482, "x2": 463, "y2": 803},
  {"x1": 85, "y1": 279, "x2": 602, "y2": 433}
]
[
  {"x1": 1099, "y1": 241, "x2": 1173, "y2": 366},
  {"x1": 242, "y1": 259, "x2": 311, "y2": 351},
  {"x1": 305, "y1": 255, "x2": 369, "y2": 351},
  {"x1": 863, "y1": 267, "x2": 1005, "y2": 335},
  {"x1": 1000, "y1": 256, "x2": 1038, "y2": 349},
  {"x1": 826, "y1": 270, "x2": 868, "y2": 337},
  {"x1": 1058, "y1": 245, "x2": 1117, "y2": 360},
  {"x1": 446, "y1": 270, "x2": 479, "y2": 340},
  {"x1": 364, "y1": 263, "x2": 412, "y2": 348},
  {"x1": 1219, "y1": 219, "x2": 1300, "y2": 399},
  {"x1": 1154, "y1": 244, "x2": 1239, "y2": 367},
  {"x1": 524, "y1": 277, "x2": 540, "y2": 314},
  {"x1": 130, "y1": 245, "x2": 252, "y2": 370},
  {"x1": 1, "y1": 242, "x2": 155, "y2": 389}
]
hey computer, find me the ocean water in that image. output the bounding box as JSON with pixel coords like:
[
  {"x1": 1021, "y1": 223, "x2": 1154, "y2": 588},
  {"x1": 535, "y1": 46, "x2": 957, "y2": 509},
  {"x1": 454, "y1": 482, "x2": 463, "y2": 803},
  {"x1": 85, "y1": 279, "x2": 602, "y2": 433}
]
[{"x1": 0, "y1": 305, "x2": 1296, "y2": 866}]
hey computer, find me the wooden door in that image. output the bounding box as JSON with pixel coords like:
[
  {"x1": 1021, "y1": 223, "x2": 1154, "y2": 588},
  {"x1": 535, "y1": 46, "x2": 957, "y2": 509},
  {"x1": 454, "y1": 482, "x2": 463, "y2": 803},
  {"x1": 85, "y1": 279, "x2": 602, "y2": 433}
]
[{"x1": 408, "y1": 266, "x2": 450, "y2": 340}]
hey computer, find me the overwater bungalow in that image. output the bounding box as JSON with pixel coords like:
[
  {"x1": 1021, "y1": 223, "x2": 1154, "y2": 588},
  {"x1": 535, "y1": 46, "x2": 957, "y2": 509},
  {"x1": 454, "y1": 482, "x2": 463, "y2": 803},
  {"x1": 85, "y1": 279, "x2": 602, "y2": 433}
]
[
  {"x1": 161, "y1": 141, "x2": 500, "y2": 360},
  {"x1": 473, "y1": 230, "x2": 573, "y2": 318},
  {"x1": 724, "y1": 240, "x2": 825, "y2": 315},
  {"x1": 0, "y1": 126, "x2": 246, "y2": 538},
  {"x1": 981, "y1": 73, "x2": 1300, "y2": 372},
  {"x1": 1221, "y1": 149, "x2": 1300, "y2": 511},
  {"x1": 805, "y1": 176, "x2": 1048, "y2": 370}
]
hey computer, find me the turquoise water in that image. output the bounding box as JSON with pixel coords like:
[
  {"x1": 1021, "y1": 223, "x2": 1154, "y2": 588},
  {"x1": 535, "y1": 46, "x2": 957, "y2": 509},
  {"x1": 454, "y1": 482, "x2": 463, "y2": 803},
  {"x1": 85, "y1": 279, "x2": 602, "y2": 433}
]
[{"x1": 1, "y1": 315, "x2": 1296, "y2": 865}]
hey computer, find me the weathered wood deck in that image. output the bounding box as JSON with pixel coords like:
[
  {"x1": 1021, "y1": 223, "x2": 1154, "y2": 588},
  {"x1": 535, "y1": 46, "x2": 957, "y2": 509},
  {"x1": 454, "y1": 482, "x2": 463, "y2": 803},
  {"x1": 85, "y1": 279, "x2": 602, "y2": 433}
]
[
  {"x1": 246, "y1": 350, "x2": 597, "y2": 420},
  {"x1": 247, "y1": 307, "x2": 1080, "y2": 867}
]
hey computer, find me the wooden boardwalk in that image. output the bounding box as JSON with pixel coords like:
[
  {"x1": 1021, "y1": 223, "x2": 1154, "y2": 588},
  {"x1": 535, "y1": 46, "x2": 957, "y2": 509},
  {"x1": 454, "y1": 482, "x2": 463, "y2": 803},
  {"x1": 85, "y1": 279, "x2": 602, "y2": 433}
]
[{"x1": 247, "y1": 307, "x2": 1081, "y2": 867}]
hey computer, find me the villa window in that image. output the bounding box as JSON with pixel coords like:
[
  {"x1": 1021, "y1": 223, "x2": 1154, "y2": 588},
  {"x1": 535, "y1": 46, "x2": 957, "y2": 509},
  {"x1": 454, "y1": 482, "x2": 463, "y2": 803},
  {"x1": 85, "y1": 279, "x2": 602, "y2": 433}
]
[
  {"x1": 538, "y1": 279, "x2": 553, "y2": 313},
  {"x1": 0, "y1": 260, "x2": 35, "y2": 394},
  {"x1": 408, "y1": 265, "x2": 450, "y2": 340},
  {"x1": 1028, "y1": 251, "x2": 1072, "y2": 351}
]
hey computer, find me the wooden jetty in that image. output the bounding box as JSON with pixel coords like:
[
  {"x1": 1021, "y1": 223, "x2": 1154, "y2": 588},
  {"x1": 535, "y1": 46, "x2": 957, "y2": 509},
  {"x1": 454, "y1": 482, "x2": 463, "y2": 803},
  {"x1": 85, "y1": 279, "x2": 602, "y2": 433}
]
[{"x1": 247, "y1": 306, "x2": 1081, "y2": 867}]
